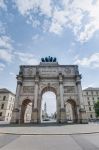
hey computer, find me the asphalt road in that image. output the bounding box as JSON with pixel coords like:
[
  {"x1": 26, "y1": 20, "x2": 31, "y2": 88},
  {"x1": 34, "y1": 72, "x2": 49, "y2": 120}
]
[{"x1": 0, "y1": 133, "x2": 99, "y2": 150}]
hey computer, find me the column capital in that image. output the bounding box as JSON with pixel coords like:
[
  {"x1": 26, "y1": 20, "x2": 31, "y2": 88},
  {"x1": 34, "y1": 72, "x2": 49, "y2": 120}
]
[
  {"x1": 76, "y1": 74, "x2": 82, "y2": 80},
  {"x1": 16, "y1": 75, "x2": 23, "y2": 80},
  {"x1": 17, "y1": 80, "x2": 22, "y2": 86},
  {"x1": 35, "y1": 77, "x2": 39, "y2": 84},
  {"x1": 59, "y1": 80, "x2": 63, "y2": 84},
  {"x1": 59, "y1": 72, "x2": 63, "y2": 84},
  {"x1": 76, "y1": 80, "x2": 81, "y2": 85},
  {"x1": 76, "y1": 75, "x2": 82, "y2": 85}
]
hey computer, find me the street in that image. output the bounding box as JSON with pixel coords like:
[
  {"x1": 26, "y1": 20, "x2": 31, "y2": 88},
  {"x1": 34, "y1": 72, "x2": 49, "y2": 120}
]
[
  {"x1": 0, "y1": 124, "x2": 99, "y2": 149},
  {"x1": 0, "y1": 133, "x2": 99, "y2": 150}
]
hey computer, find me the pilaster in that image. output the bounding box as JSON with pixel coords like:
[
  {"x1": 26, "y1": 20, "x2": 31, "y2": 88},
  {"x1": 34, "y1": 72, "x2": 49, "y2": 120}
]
[
  {"x1": 11, "y1": 75, "x2": 22, "y2": 123},
  {"x1": 59, "y1": 73, "x2": 66, "y2": 123}
]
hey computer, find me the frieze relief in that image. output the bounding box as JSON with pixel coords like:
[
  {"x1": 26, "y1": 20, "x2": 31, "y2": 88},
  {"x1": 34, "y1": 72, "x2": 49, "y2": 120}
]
[
  {"x1": 64, "y1": 86, "x2": 75, "y2": 93},
  {"x1": 58, "y1": 67, "x2": 75, "y2": 76},
  {"x1": 65, "y1": 67, "x2": 71, "y2": 74},
  {"x1": 23, "y1": 68, "x2": 36, "y2": 76},
  {"x1": 23, "y1": 86, "x2": 34, "y2": 93}
]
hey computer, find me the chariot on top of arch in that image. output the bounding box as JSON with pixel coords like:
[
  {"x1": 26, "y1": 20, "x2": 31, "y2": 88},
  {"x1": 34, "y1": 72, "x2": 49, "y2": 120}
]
[{"x1": 41, "y1": 56, "x2": 57, "y2": 62}]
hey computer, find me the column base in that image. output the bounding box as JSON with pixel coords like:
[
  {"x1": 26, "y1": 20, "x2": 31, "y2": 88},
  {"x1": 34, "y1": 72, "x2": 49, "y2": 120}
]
[
  {"x1": 60, "y1": 108, "x2": 66, "y2": 123},
  {"x1": 31, "y1": 108, "x2": 38, "y2": 123},
  {"x1": 79, "y1": 108, "x2": 88, "y2": 124},
  {"x1": 10, "y1": 108, "x2": 20, "y2": 124}
]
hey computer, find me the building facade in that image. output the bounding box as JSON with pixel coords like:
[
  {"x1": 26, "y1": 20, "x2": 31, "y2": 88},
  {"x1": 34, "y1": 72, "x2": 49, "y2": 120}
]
[
  {"x1": 83, "y1": 87, "x2": 99, "y2": 120},
  {"x1": 0, "y1": 88, "x2": 15, "y2": 122},
  {"x1": 11, "y1": 57, "x2": 87, "y2": 124}
]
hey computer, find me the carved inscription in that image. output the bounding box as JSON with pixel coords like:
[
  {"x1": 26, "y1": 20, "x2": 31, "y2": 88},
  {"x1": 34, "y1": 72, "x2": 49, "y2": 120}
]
[
  {"x1": 40, "y1": 68, "x2": 57, "y2": 75},
  {"x1": 23, "y1": 86, "x2": 34, "y2": 93},
  {"x1": 64, "y1": 86, "x2": 75, "y2": 93}
]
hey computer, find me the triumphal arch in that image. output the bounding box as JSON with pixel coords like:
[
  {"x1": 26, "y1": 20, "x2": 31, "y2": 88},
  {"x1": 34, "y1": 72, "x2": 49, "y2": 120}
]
[{"x1": 11, "y1": 57, "x2": 87, "y2": 124}]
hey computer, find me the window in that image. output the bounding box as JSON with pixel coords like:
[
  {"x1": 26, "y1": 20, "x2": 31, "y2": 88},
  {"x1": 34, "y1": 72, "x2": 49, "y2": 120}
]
[
  {"x1": 93, "y1": 97, "x2": 94, "y2": 100},
  {"x1": 96, "y1": 91, "x2": 98, "y2": 95},
  {"x1": 3, "y1": 96, "x2": 6, "y2": 101},
  {"x1": 90, "y1": 114, "x2": 93, "y2": 118},
  {"x1": 0, "y1": 112, "x2": 2, "y2": 116},
  {"x1": 88, "y1": 101, "x2": 90, "y2": 105},
  {"x1": 89, "y1": 107, "x2": 91, "y2": 111},
  {"x1": 9, "y1": 104, "x2": 11, "y2": 110},
  {"x1": 11, "y1": 104, "x2": 14, "y2": 110},
  {"x1": 1, "y1": 104, "x2": 4, "y2": 109},
  {"x1": 98, "y1": 97, "x2": 99, "y2": 100},
  {"x1": 87, "y1": 97, "x2": 89, "y2": 100},
  {"x1": 86, "y1": 92, "x2": 88, "y2": 95},
  {"x1": 91, "y1": 91, "x2": 93, "y2": 95}
]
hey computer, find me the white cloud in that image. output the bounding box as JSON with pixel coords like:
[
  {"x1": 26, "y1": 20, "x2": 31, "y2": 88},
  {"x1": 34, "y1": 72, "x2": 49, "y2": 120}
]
[
  {"x1": 9, "y1": 72, "x2": 16, "y2": 78},
  {"x1": 14, "y1": 52, "x2": 39, "y2": 65},
  {"x1": 0, "y1": 35, "x2": 13, "y2": 50},
  {"x1": 32, "y1": 34, "x2": 43, "y2": 43},
  {"x1": 0, "y1": 22, "x2": 6, "y2": 34},
  {"x1": 0, "y1": 0, "x2": 6, "y2": 9},
  {"x1": 74, "y1": 53, "x2": 99, "y2": 68},
  {"x1": 32, "y1": 34, "x2": 40, "y2": 41},
  {"x1": 14, "y1": 0, "x2": 99, "y2": 42},
  {"x1": 0, "y1": 63, "x2": 5, "y2": 71},
  {"x1": 14, "y1": 0, "x2": 52, "y2": 16},
  {"x1": 0, "y1": 35, "x2": 13, "y2": 63},
  {"x1": 0, "y1": 49, "x2": 13, "y2": 63}
]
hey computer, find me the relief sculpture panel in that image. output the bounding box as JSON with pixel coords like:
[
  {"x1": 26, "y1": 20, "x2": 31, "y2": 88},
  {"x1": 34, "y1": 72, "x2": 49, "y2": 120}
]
[
  {"x1": 23, "y1": 86, "x2": 34, "y2": 93},
  {"x1": 64, "y1": 86, "x2": 75, "y2": 93},
  {"x1": 23, "y1": 68, "x2": 36, "y2": 76}
]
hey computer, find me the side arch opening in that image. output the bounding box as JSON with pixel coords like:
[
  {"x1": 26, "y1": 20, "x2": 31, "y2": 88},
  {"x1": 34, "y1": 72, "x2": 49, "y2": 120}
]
[
  {"x1": 65, "y1": 99, "x2": 77, "y2": 123},
  {"x1": 20, "y1": 99, "x2": 32, "y2": 123}
]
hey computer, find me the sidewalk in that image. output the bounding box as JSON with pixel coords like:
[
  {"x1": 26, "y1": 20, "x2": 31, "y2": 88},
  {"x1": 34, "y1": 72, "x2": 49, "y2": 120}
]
[{"x1": 0, "y1": 123, "x2": 99, "y2": 135}]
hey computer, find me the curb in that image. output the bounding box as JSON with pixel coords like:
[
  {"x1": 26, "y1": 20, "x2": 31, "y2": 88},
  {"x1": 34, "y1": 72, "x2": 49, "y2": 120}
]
[{"x1": 0, "y1": 131, "x2": 99, "y2": 136}]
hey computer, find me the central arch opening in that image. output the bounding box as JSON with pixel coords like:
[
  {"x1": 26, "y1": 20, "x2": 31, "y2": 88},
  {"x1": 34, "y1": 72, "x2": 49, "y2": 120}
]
[{"x1": 41, "y1": 91, "x2": 57, "y2": 123}]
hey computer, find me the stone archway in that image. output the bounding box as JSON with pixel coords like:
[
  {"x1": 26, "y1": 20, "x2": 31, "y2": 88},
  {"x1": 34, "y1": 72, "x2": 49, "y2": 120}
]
[
  {"x1": 11, "y1": 57, "x2": 88, "y2": 124},
  {"x1": 38, "y1": 86, "x2": 59, "y2": 123},
  {"x1": 20, "y1": 99, "x2": 32, "y2": 123},
  {"x1": 65, "y1": 99, "x2": 78, "y2": 123}
]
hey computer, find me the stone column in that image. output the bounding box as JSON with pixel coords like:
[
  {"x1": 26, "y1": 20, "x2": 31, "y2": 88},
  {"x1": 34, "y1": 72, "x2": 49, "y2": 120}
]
[
  {"x1": 11, "y1": 76, "x2": 22, "y2": 124},
  {"x1": 59, "y1": 73, "x2": 66, "y2": 123},
  {"x1": 34, "y1": 81, "x2": 39, "y2": 108},
  {"x1": 76, "y1": 79, "x2": 83, "y2": 107},
  {"x1": 76, "y1": 75, "x2": 88, "y2": 123},
  {"x1": 31, "y1": 74, "x2": 39, "y2": 123},
  {"x1": 15, "y1": 81, "x2": 22, "y2": 107}
]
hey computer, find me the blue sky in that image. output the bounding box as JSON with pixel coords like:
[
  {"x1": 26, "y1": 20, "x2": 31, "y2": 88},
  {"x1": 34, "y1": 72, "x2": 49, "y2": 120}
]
[{"x1": 0, "y1": 0, "x2": 99, "y2": 95}]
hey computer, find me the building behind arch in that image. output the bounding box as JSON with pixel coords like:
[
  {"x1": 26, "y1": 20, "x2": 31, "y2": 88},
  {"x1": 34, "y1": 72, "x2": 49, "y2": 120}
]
[{"x1": 0, "y1": 88, "x2": 15, "y2": 122}]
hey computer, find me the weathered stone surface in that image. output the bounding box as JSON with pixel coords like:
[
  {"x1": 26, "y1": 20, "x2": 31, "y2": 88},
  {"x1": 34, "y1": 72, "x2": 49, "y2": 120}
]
[{"x1": 11, "y1": 60, "x2": 88, "y2": 124}]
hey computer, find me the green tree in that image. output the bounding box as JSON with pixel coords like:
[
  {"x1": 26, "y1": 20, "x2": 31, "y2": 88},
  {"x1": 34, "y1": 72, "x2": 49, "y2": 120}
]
[{"x1": 94, "y1": 100, "x2": 99, "y2": 117}]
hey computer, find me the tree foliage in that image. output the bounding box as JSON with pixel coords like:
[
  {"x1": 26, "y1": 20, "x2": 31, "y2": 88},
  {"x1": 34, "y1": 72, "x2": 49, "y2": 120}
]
[{"x1": 94, "y1": 100, "x2": 99, "y2": 117}]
